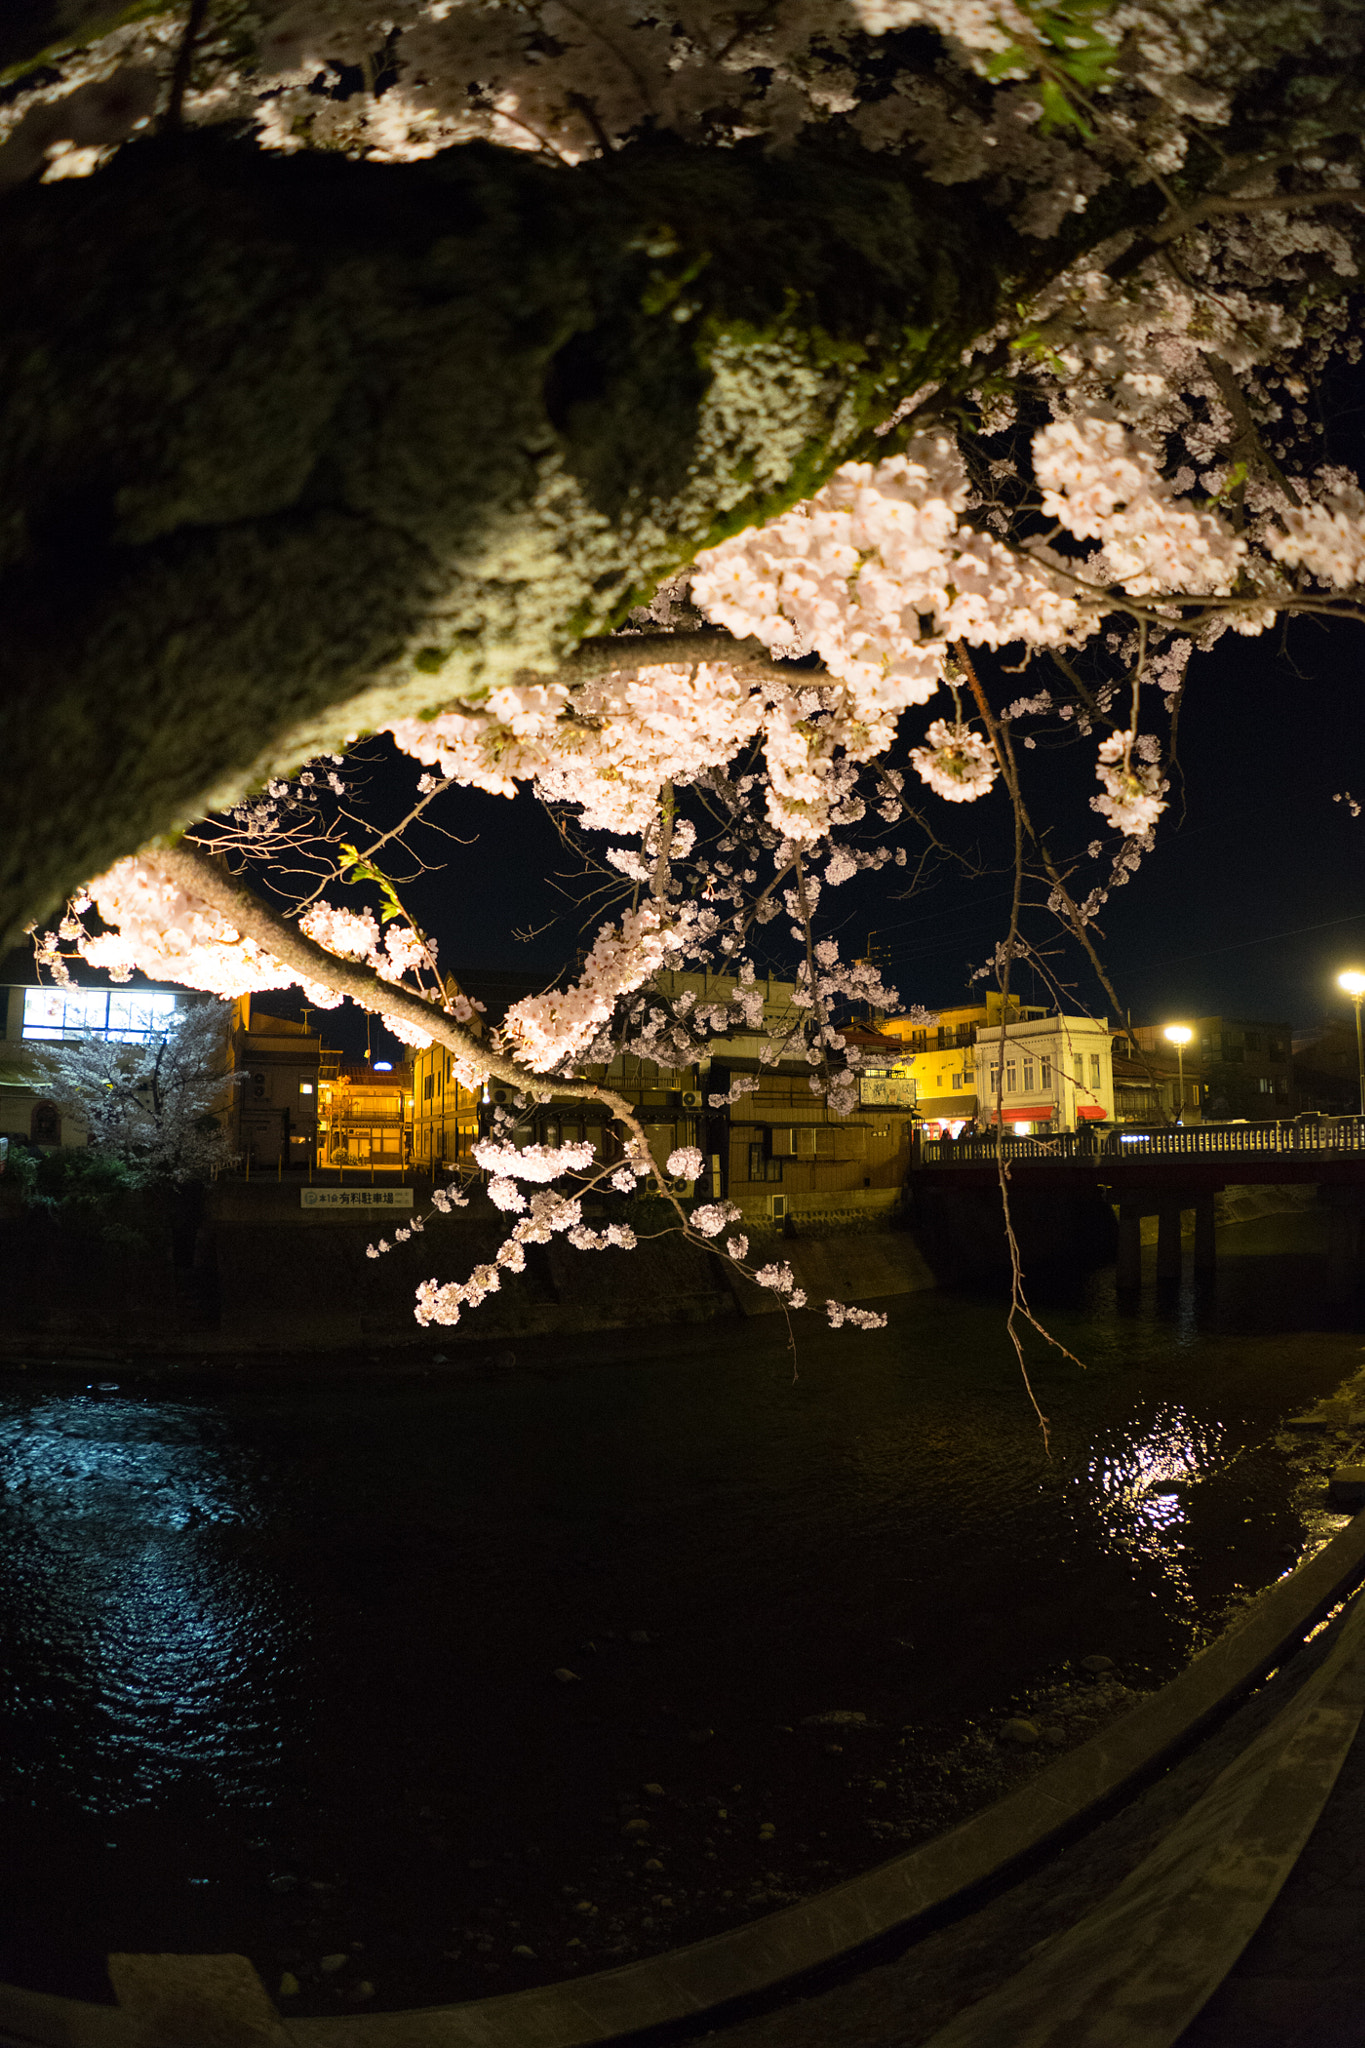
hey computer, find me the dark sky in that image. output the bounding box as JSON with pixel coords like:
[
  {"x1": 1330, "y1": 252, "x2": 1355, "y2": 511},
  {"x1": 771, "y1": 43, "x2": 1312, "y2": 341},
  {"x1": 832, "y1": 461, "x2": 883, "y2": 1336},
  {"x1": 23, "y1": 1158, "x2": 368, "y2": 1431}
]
[{"x1": 302, "y1": 600, "x2": 1365, "y2": 1061}]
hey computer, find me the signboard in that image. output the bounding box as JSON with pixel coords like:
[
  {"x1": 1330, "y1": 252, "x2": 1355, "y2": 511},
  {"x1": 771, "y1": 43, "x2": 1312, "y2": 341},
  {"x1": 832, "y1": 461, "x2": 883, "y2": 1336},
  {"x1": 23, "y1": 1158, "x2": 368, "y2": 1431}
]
[
  {"x1": 301, "y1": 1187, "x2": 415, "y2": 1209},
  {"x1": 858, "y1": 1072, "x2": 916, "y2": 1108}
]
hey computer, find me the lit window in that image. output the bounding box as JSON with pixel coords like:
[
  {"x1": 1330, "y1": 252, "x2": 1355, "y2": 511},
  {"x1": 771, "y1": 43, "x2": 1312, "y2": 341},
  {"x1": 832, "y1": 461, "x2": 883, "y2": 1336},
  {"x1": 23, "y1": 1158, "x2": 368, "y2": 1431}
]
[
  {"x1": 22, "y1": 987, "x2": 177, "y2": 1042},
  {"x1": 1005, "y1": 1060, "x2": 1017, "y2": 1092},
  {"x1": 299, "y1": 1082, "x2": 314, "y2": 1095},
  {"x1": 1090, "y1": 1053, "x2": 1101, "y2": 1086}
]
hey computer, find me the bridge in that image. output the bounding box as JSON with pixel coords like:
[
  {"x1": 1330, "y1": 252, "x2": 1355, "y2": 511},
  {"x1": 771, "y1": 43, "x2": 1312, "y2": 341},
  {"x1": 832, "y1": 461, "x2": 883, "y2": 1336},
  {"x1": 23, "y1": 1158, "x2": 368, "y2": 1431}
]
[{"x1": 911, "y1": 1118, "x2": 1365, "y2": 1286}]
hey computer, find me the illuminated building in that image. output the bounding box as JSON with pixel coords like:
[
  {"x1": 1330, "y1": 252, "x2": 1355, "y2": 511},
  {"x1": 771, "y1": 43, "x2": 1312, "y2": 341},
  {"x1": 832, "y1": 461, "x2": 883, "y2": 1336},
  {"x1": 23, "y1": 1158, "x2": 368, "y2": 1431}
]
[
  {"x1": 225, "y1": 996, "x2": 320, "y2": 1171},
  {"x1": 317, "y1": 1057, "x2": 413, "y2": 1174}
]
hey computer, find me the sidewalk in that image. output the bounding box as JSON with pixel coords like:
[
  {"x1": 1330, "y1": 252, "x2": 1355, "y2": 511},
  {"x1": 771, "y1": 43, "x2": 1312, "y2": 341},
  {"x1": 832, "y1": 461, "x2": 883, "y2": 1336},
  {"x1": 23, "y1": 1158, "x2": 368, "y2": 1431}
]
[{"x1": 1180, "y1": 1700, "x2": 1365, "y2": 2046}]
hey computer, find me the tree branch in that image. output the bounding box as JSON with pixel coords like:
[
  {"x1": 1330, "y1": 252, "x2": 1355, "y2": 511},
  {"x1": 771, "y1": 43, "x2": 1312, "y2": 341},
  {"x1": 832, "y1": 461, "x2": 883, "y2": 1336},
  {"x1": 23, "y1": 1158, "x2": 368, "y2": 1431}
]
[{"x1": 153, "y1": 844, "x2": 655, "y2": 1148}]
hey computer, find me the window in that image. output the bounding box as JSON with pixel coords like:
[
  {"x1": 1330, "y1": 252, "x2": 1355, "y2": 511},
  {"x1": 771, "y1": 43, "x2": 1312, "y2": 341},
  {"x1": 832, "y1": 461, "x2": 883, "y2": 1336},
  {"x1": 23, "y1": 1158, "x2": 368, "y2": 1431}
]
[
  {"x1": 1074, "y1": 1055, "x2": 1084, "y2": 1085},
  {"x1": 1090, "y1": 1053, "x2": 1101, "y2": 1087},
  {"x1": 22, "y1": 987, "x2": 177, "y2": 1043},
  {"x1": 794, "y1": 1126, "x2": 835, "y2": 1158},
  {"x1": 747, "y1": 1144, "x2": 783, "y2": 1183},
  {"x1": 299, "y1": 1081, "x2": 314, "y2": 1096},
  {"x1": 1245, "y1": 1032, "x2": 1261, "y2": 1053},
  {"x1": 423, "y1": 1074, "x2": 434, "y2": 1100},
  {"x1": 1023, "y1": 1060, "x2": 1035, "y2": 1092},
  {"x1": 989, "y1": 1063, "x2": 1000, "y2": 1092},
  {"x1": 1258, "y1": 1076, "x2": 1273, "y2": 1094},
  {"x1": 1005, "y1": 1060, "x2": 1017, "y2": 1092},
  {"x1": 953, "y1": 1072, "x2": 964, "y2": 1091},
  {"x1": 1040, "y1": 1057, "x2": 1052, "y2": 1088}
]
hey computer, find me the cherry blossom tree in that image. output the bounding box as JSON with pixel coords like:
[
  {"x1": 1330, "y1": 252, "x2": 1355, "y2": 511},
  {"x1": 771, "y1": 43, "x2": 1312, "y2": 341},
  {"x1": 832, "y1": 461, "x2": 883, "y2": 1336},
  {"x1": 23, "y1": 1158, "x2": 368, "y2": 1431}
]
[
  {"x1": 4, "y1": 0, "x2": 1365, "y2": 1353},
  {"x1": 24, "y1": 998, "x2": 239, "y2": 1181}
]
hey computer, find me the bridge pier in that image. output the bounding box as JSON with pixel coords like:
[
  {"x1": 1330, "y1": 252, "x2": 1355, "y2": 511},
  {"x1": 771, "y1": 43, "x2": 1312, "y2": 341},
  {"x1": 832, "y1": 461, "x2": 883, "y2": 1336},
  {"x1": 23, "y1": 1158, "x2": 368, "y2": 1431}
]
[
  {"x1": 1194, "y1": 1195, "x2": 1217, "y2": 1275},
  {"x1": 1117, "y1": 1207, "x2": 1143, "y2": 1290},
  {"x1": 1157, "y1": 1204, "x2": 1183, "y2": 1282},
  {"x1": 1327, "y1": 1198, "x2": 1364, "y2": 1293}
]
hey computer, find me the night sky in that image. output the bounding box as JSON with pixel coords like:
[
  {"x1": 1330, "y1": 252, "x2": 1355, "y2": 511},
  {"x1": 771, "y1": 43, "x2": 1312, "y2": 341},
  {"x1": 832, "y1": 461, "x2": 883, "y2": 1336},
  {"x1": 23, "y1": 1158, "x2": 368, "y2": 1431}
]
[{"x1": 296, "y1": 600, "x2": 1365, "y2": 1066}]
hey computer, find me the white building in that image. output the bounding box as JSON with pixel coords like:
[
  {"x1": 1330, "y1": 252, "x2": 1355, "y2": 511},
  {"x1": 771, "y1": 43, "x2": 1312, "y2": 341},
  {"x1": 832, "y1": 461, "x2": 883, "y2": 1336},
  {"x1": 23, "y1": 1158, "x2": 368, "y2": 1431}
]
[
  {"x1": 1, "y1": 971, "x2": 208, "y2": 1151},
  {"x1": 971, "y1": 1013, "x2": 1115, "y2": 1134}
]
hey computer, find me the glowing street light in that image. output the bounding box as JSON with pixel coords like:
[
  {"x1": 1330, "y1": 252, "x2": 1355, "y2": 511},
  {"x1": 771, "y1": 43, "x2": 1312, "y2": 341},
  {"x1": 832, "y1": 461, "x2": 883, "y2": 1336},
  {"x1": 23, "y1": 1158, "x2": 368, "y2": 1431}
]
[
  {"x1": 1338, "y1": 971, "x2": 1365, "y2": 1116},
  {"x1": 1163, "y1": 1023, "x2": 1192, "y2": 1124}
]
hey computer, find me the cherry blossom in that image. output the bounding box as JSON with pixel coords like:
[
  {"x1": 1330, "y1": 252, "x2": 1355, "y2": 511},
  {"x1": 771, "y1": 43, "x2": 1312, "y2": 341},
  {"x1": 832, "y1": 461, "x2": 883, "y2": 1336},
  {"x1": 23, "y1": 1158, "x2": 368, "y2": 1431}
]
[{"x1": 909, "y1": 721, "x2": 999, "y2": 803}]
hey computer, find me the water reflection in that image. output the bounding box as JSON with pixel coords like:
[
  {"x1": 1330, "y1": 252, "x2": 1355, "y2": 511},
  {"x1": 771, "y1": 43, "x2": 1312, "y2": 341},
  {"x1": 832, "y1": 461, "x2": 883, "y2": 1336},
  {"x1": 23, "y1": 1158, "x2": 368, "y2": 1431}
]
[
  {"x1": 1079, "y1": 1404, "x2": 1226, "y2": 1616},
  {"x1": 0, "y1": 1393, "x2": 299, "y2": 1814}
]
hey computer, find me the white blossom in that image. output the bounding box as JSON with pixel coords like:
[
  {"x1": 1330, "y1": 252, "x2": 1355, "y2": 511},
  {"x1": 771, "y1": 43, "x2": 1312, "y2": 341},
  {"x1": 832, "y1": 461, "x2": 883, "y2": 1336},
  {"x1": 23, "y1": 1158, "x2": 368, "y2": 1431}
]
[{"x1": 909, "y1": 720, "x2": 998, "y2": 803}]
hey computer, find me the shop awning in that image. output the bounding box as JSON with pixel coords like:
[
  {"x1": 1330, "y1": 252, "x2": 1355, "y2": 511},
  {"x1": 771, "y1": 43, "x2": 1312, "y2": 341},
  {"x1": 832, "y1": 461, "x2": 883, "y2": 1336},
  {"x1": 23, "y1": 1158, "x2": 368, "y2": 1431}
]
[
  {"x1": 988, "y1": 1104, "x2": 1055, "y2": 1124},
  {"x1": 1076, "y1": 1105, "x2": 1109, "y2": 1121}
]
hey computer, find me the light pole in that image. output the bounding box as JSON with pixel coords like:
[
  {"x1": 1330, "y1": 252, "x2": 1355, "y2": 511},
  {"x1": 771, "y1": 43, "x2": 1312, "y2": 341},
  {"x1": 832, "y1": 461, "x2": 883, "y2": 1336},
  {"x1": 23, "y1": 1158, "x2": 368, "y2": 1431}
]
[
  {"x1": 1338, "y1": 971, "x2": 1365, "y2": 1117},
  {"x1": 1163, "y1": 1024, "x2": 1192, "y2": 1124}
]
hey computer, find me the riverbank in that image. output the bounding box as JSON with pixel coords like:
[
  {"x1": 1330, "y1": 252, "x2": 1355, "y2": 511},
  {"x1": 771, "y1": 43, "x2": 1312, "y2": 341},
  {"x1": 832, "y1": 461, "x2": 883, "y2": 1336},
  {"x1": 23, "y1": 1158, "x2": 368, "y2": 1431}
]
[{"x1": 0, "y1": 1178, "x2": 937, "y2": 1357}]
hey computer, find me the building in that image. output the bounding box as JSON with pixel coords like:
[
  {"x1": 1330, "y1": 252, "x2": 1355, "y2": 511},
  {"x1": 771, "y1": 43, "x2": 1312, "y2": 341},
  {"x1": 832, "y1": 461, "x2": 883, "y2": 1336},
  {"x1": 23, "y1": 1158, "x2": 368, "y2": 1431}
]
[
  {"x1": 882, "y1": 995, "x2": 1052, "y2": 1133},
  {"x1": 436, "y1": 966, "x2": 916, "y2": 1225},
  {"x1": 1109, "y1": 1031, "x2": 1204, "y2": 1124},
  {"x1": 317, "y1": 1055, "x2": 414, "y2": 1174},
  {"x1": 1292, "y1": 1018, "x2": 1362, "y2": 1116},
  {"x1": 1, "y1": 957, "x2": 215, "y2": 1152},
  {"x1": 689, "y1": 973, "x2": 916, "y2": 1225},
  {"x1": 1131, "y1": 1017, "x2": 1290, "y2": 1121},
  {"x1": 410, "y1": 1040, "x2": 483, "y2": 1174},
  {"x1": 972, "y1": 1012, "x2": 1115, "y2": 1133},
  {"x1": 225, "y1": 997, "x2": 321, "y2": 1171}
]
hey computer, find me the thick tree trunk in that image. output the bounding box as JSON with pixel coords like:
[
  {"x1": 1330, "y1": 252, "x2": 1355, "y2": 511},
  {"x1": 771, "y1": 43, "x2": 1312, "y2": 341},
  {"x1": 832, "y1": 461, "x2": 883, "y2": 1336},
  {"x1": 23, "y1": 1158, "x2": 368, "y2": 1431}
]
[{"x1": 0, "y1": 128, "x2": 1029, "y2": 946}]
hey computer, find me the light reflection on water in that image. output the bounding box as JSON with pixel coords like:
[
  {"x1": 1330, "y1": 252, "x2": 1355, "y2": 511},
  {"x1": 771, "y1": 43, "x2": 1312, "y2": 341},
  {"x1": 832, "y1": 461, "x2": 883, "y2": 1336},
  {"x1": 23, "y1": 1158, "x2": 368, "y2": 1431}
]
[
  {"x1": 0, "y1": 1394, "x2": 300, "y2": 1812},
  {"x1": 1080, "y1": 1405, "x2": 1228, "y2": 1617}
]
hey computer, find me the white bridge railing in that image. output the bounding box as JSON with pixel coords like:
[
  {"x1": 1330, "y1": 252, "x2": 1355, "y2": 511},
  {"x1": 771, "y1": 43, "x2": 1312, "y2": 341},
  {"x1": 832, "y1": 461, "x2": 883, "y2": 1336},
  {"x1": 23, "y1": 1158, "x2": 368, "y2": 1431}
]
[{"x1": 919, "y1": 1118, "x2": 1365, "y2": 1167}]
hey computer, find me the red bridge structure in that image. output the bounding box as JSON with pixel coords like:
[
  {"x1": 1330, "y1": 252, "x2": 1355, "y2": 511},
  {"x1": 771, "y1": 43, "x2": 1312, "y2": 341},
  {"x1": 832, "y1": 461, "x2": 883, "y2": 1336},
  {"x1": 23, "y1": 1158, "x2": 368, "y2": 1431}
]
[{"x1": 911, "y1": 1119, "x2": 1365, "y2": 1288}]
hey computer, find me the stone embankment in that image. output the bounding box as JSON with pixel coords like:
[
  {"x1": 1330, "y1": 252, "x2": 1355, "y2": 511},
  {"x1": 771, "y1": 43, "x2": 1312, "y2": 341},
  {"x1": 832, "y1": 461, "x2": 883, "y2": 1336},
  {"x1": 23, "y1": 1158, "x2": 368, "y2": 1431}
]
[{"x1": 0, "y1": 1179, "x2": 935, "y2": 1355}]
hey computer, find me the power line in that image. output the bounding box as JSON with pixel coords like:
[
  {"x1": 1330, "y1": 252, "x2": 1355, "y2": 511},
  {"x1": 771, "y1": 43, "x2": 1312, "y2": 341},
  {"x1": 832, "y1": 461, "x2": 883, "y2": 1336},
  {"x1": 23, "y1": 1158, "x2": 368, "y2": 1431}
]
[{"x1": 1141, "y1": 907, "x2": 1365, "y2": 969}]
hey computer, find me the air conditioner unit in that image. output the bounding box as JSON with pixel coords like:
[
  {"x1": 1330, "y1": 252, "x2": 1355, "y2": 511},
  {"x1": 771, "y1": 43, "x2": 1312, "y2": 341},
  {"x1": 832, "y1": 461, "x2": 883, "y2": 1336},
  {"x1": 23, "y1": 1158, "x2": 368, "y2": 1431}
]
[
  {"x1": 491, "y1": 1087, "x2": 510, "y2": 1105},
  {"x1": 669, "y1": 1176, "x2": 696, "y2": 1197},
  {"x1": 680, "y1": 1090, "x2": 702, "y2": 1110},
  {"x1": 768, "y1": 1194, "x2": 787, "y2": 1222}
]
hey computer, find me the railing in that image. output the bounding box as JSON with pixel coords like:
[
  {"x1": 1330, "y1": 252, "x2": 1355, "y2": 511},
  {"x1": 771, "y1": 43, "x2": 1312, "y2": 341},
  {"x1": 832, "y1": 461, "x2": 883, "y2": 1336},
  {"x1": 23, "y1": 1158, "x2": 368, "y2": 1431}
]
[{"x1": 919, "y1": 1118, "x2": 1365, "y2": 1168}]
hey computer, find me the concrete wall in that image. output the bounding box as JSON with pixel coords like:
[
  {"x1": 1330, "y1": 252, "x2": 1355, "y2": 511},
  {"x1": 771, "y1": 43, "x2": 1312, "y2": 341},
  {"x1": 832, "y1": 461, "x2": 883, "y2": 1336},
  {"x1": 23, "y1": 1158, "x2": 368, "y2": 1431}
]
[
  {"x1": 908, "y1": 1180, "x2": 1119, "y2": 1286},
  {"x1": 0, "y1": 1180, "x2": 942, "y2": 1354}
]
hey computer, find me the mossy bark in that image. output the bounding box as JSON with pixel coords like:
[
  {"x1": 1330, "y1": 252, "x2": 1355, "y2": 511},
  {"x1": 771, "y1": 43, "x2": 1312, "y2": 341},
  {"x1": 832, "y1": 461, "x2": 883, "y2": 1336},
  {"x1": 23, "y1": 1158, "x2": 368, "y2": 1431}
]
[{"x1": 0, "y1": 128, "x2": 1030, "y2": 946}]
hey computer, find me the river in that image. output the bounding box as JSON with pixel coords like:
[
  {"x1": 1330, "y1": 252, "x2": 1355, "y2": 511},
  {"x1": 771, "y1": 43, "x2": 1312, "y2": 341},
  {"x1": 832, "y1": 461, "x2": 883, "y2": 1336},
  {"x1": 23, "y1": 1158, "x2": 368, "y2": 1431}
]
[{"x1": 0, "y1": 1210, "x2": 1359, "y2": 2015}]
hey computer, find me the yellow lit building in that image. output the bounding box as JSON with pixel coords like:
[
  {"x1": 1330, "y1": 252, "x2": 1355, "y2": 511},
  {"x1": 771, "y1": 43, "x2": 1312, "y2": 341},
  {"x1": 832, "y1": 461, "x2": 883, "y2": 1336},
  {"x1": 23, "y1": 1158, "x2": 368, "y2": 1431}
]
[
  {"x1": 881, "y1": 996, "x2": 1048, "y2": 1131},
  {"x1": 317, "y1": 1055, "x2": 413, "y2": 1173},
  {"x1": 410, "y1": 1041, "x2": 482, "y2": 1174}
]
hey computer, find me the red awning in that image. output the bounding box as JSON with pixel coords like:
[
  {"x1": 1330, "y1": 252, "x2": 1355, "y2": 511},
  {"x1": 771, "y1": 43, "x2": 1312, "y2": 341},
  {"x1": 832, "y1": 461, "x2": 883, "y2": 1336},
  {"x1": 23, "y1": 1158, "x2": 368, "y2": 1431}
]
[
  {"x1": 988, "y1": 1105, "x2": 1055, "y2": 1124},
  {"x1": 1076, "y1": 1105, "x2": 1109, "y2": 1121}
]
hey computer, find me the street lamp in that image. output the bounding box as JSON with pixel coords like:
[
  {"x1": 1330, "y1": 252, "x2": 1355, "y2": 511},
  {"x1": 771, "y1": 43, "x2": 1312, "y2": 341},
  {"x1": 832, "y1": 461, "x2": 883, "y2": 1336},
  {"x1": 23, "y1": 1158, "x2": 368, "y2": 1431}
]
[
  {"x1": 1164, "y1": 1023, "x2": 1192, "y2": 1124},
  {"x1": 1338, "y1": 971, "x2": 1365, "y2": 1116}
]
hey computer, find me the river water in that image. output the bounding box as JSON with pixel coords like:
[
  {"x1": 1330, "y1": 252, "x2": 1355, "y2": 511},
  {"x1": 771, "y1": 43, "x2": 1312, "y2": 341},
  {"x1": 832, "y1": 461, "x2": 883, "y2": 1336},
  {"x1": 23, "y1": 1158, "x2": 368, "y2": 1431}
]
[{"x1": 0, "y1": 1211, "x2": 1359, "y2": 2015}]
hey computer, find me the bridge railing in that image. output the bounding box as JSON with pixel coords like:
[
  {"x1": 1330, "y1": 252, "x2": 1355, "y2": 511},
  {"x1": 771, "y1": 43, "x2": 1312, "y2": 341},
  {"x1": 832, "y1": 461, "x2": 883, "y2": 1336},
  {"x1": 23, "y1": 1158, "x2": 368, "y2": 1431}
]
[{"x1": 918, "y1": 1118, "x2": 1365, "y2": 1168}]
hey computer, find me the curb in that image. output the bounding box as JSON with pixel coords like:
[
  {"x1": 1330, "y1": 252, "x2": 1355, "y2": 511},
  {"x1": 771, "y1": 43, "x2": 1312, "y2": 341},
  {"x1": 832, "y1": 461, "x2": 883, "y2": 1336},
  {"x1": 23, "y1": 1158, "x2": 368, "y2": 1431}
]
[{"x1": 6, "y1": 1514, "x2": 1365, "y2": 2048}]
